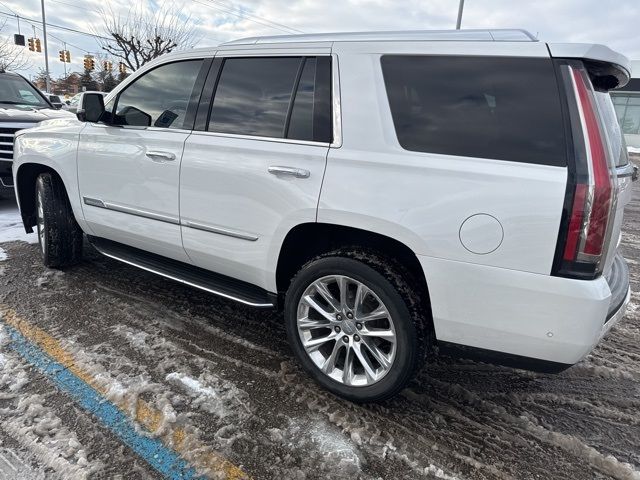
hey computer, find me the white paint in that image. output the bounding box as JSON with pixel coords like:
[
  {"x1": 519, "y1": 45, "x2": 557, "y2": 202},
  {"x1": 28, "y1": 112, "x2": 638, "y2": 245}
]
[
  {"x1": 419, "y1": 254, "x2": 618, "y2": 364},
  {"x1": 11, "y1": 38, "x2": 631, "y2": 374},
  {"x1": 458, "y1": 214, "x2": 504, "y2": 255}
]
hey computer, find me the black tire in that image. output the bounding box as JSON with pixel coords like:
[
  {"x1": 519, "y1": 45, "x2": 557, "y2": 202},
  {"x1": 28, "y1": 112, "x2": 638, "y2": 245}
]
[
  {"x1": 35, "y1": 172, "x2": 83, "y2": 268},
  {"x1": 284, "y1": 249, "x2": 430, "y2": 403}
]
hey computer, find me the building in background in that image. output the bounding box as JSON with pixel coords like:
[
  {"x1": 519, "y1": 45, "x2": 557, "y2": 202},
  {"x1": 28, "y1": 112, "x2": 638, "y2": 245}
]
[{"x1": 611, "y1": 60, "x2": 640, "y2": 156}]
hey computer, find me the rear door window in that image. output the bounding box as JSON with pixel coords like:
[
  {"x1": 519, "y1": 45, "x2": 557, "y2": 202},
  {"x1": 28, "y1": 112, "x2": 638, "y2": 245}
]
[
  {"x1": 381, "y1": 55, "x2": 566, "y2": 166},
  {"x1": 207, "y1": 56, "x2": 332, "y2": 142},
  {"x1": 209, "y1": 57, "x2": 301, "y2": 138}
]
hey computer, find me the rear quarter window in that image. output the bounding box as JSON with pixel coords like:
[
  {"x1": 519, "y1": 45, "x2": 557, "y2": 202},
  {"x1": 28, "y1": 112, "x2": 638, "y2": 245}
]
[{"x1": 381, "y1": 55, "x2": 567, "y2": 166}]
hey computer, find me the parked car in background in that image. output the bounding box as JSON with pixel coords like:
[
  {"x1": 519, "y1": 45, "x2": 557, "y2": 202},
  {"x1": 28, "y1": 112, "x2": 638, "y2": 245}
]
[
  {"x1": 0, "y1": 70, "x2": 73, "y2": 192},
  {"x1": 11, "y1": 29, "x2": 635, "y2": 402},
  {"x1": 65, "y1": 91, "x2": 107, "y2": 114},
  {"x1": 41, "y1": 92, "x2": 64, "y2": 110}
]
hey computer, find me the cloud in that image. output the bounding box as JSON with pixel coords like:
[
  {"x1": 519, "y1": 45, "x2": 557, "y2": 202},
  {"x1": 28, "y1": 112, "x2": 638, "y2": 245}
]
[{"x1": 1, "y1": 0, "x2": 638, "y2": 79}]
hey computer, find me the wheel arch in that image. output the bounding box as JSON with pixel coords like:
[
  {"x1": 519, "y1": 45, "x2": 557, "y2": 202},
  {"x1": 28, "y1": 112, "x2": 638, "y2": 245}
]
[
  {"x1": 275, "y1": 222, "x2": 432, "y2": 320},
  {"x1": 15, "y1": 163, "x2": 66, "y2": 233}
]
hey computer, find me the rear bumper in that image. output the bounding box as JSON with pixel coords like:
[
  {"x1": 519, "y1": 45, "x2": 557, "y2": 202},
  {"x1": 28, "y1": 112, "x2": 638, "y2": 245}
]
[{"x1": 420, "y1": 252, "x2": 630, "y2": 367}]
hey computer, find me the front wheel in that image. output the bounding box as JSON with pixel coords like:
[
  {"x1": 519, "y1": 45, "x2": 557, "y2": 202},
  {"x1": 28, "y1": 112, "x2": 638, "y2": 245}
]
[
  {"x1": 284, "y1": 250, "x2": 428, "y2": 402},
  {"x1": 35, "y1": 172, "x2": 83, "y2": 268}
]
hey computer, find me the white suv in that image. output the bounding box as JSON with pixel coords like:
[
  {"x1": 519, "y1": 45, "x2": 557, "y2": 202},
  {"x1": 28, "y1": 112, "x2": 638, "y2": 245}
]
[{"x1": 12, "y1": 29, "x2": 634, "y2": 402}]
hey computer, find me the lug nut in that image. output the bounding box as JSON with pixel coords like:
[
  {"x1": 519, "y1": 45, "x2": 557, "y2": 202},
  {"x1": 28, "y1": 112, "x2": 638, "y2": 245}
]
[
  {"x1": 336, "y1": 314, "x2": 343, "y2": 321},
  {"x1": 342, "y1": 336, "x2": 349, "y2": 343},
  {"x1": 354, "y1": 335, "x2": 360, "y2": 342},
  {"x1": 334, "y1": 326, "x2": 341, "y2": 333},
  {"x1": 356, "y1": 323, "x2": 362, "y2": 330},
  {"x1": 346, "y1": 312, "x2": 353, "y2": 319}
]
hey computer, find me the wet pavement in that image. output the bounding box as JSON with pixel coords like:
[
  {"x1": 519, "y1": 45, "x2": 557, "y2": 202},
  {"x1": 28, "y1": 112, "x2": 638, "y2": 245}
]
[{"x1": 0, "y1": 186, "x2": 639, "y2": 480}]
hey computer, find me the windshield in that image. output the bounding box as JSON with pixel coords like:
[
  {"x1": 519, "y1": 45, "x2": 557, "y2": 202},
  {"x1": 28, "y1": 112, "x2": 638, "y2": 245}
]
[{"x1": 0, "y1": 74, "x2": 50, "y2": 108}]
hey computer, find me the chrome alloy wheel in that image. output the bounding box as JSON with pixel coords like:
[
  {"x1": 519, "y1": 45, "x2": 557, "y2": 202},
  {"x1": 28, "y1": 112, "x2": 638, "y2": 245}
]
[
  {"x1": 296, "y1": 275, "x2": 397, "y2": 387},
  {"x1": 36, "y1": 189, "x2": 45, "y2": 253}
]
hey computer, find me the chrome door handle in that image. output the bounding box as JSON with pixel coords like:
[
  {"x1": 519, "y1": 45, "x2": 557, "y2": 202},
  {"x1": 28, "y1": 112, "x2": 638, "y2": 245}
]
[
  {"x1": 146, "y1": 151, "x2": 176, "y2": 162},
  {"x1": 268, "y1": 166, "x2": 310, "y2": 179}
]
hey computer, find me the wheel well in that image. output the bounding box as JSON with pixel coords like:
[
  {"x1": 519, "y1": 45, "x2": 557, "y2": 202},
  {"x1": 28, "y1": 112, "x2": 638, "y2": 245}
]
[
  {"x1": 276, "y1": 223, "x2": 430, "y2": 305},
  {"x1": 16, "y1": 163, "x2": 63, "y2": 233}
]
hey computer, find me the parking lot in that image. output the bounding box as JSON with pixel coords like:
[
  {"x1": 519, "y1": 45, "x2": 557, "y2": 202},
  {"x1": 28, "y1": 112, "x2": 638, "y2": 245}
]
[{"x1": 0, "y1": 187, "x2": 639, "y2": 480}]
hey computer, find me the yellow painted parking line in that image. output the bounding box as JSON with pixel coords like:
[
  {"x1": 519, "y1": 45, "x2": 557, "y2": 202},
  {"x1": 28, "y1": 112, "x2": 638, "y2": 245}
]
[{"x1": 0, "y1": 304, "x2": 250, "y2": 480}]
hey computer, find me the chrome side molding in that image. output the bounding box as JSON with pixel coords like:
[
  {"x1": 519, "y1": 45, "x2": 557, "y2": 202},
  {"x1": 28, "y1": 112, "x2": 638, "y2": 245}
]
[
  {"x1": 182, "y1": 220, "x2": 259, "y2": 241},
  {"x1": 82, "y1": 196, "x2": 259, "y2": 241},
  {"x1": 83, "y1": 196, "x2": 106, "y2": 208},
  {"x1": 83, "y1": 197, "x2": 180, "y2": 225}
]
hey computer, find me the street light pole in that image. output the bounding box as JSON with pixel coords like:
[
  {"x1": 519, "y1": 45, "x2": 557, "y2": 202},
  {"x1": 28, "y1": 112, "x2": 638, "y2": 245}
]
[
  {"x1": 40, "y1": 0, "x2": 51, "y2": 92},
  {"x1": 456, "y1": 0, "x2": 465, "y2": 29}
]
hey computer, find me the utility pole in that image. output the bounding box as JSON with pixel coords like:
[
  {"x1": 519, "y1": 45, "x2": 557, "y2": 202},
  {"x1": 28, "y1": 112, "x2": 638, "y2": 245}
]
[
  {"x1": 63, "y1": 43, "x2": 67, "y2": 77},
  {"x1": 456, "y1": 0, "x2": 465, "y2": 29},
  {"x1": 40, "y1": 0, "x2": 51, "y2": 92}
]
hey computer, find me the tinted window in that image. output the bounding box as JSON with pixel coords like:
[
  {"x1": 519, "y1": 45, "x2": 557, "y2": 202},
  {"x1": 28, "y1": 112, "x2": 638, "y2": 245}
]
[
  {"x1": 114, "y1": 60, "x2": 203, "y2": 129},
  {"x1": 0, "y1": 74, "x2": 49, "y2": 108},
  {"x1": 287, "y1": 58, "x2": 316, "y2": 141},
  {"x1": 209, "y1": 57, "x2": 301, "y2": 137},
  {"x1": 381, "y1": 55, "x2": 566, "y2": 166}
]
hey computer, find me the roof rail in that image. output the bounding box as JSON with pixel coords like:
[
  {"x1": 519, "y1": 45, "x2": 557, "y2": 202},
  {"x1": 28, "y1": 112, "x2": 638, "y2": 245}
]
[{"x1": 222, "y1": 29, "x2": 538, "y2": 46}]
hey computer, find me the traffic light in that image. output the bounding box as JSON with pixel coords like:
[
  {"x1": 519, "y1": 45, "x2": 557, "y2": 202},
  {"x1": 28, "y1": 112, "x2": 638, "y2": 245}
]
[
  {"x1": 102, "y1": 61, "x2": 113, "y2": 71},
  {"x1": 35, "y1": 38, "x2": 41, "y2": 52},
  {"x1": 59, "y1": 50, "x2": 65, "y2": 62},
  {"x1": 83, "y1": 55, "x2": 95, "y2": 71},
  {"x1": 118, "y1": 62, "x2": 127, "y2": 74},
  {"x1": 28, "y1": 38, "x2": 35, "y2": 51},
  {"x1": 65, "y1": 51, "x2": 71, "y2": 63}
]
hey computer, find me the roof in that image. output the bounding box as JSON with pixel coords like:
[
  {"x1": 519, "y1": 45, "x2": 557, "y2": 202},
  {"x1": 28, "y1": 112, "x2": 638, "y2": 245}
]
[{"x1": 222, "y1": 29, "x2": 538, "y2": 46}]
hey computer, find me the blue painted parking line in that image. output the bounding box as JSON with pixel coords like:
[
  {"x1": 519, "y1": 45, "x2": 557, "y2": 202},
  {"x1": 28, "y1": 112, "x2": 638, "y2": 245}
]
[{"x1": 4, "y1": 324, "x2": 198, "y2": 480}]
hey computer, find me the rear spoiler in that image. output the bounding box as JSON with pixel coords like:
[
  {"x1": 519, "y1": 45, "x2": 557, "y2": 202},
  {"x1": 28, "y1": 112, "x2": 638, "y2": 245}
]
[{"x1": 547, "y1": 43, "x2": 631, "y2": 90}]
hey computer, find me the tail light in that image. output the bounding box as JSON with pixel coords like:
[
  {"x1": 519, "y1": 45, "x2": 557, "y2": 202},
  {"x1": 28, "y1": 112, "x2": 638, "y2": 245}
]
[{"x1": 554, "y1": 64, "x2": 616, "y2": 279}]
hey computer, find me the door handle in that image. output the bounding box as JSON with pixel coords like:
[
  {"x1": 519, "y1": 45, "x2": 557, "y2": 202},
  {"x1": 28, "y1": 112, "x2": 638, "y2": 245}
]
[
  {"x1": 268, "y1": 166, "x2": 310, "y2": 179},
  {"x1": 145, "y1": 151, "x2": 176, "y2": 162}
]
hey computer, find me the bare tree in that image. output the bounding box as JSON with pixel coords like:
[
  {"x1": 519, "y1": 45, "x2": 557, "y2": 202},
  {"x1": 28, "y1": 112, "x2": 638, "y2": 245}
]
[
  {"x1": 95, "y1": 4, "x2": 199, "y2": 71},
  {"x1": 0, "y1": 20, "x2": 31, "y2": 71}
]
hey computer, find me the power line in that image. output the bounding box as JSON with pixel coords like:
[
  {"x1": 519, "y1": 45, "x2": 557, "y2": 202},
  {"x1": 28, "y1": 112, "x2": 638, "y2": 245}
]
[
  {"x1": 0, "y1": 10, "x2": 112, "y2": 41},
  {"x1": 47, "y1": 0, "x2": 103, "y2": 16},
  {"x1": 193, "y1": 0, "x2": 304, "y2": 35},
  {"x1": 0, "y1": 0, "x2": 17, "y2": 16}
]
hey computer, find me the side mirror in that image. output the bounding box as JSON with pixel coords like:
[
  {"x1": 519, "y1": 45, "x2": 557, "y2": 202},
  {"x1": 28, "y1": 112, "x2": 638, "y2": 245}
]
[
  {"x1": 77, "y1": 93, "x2": 105, "y2": 123},
  {"x1": 65, "y1": 100, "x2": 70, "y2": 105}
]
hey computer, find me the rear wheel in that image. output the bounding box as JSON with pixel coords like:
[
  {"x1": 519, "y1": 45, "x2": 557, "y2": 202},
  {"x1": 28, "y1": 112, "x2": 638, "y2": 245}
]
[
  {"x1": 35, "y1": 172, "x2": 83, "y2": 268},
  {"x1": 284, "y1": 250, "x2": 429, "y2": 402}
]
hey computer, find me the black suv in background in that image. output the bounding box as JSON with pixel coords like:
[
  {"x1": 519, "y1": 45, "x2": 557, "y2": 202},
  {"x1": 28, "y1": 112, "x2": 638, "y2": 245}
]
[{"x1": 0, "y1": 70, "x2": 72, "y2": 192}]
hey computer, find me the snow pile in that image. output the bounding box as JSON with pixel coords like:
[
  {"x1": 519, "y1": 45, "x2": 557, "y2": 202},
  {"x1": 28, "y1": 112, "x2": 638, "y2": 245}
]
[
  {"x1": 0, "y1": 331, "x2": 101, "y2": 477},
  {"x1": 266, "y1": 414, "x2": 363, "y2": 476},
  {"x1": 0, "y1": 247, "x2": 7, "y2": 261},
  {"x1": 0, "y1": 199, "x2": 37, "y2": 244},
  {"x1": 166, "y1": 371, "x2": 253, "y2": 422}
]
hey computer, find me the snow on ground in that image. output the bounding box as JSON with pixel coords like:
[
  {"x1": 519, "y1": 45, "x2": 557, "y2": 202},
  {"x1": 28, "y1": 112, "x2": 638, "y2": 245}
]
[
  {"x1": 1, "y1": 181, "x2": 640, "y2": 479},
  {"x1": 0, "y1": 196, "x2": 37, "y2": 246},
  {"x1": 0, "y1": 327, "x2": 101, "y2": 478}
]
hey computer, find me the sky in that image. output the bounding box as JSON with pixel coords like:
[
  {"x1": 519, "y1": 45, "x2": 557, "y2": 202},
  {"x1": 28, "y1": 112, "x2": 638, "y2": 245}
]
[{"x1": 0, "y1": 0, "x2": 638, "y2": 80}]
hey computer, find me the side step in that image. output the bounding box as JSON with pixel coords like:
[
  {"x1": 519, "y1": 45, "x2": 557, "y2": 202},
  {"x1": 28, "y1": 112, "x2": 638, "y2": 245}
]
[{"x1": 88, "y1": 236, "x2": 276, "y2": 308}]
